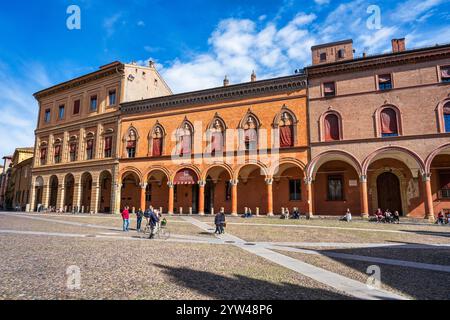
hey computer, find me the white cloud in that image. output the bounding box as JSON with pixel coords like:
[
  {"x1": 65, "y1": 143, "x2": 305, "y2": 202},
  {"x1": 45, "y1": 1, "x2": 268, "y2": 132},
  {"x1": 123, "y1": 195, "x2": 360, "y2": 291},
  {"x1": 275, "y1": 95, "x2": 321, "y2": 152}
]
[
  {"x1": 137, "y1": 20, "x2": 145, "y2": 27},
  {"x1": 392, "y1": 0, "x2": 444, "y2": 23},
  {"x1": 314, "y1": 0, "x2": 330, "y2": 4},
  {"x1": 103, "y1": 13, "x2": 122, "y2": 37}
]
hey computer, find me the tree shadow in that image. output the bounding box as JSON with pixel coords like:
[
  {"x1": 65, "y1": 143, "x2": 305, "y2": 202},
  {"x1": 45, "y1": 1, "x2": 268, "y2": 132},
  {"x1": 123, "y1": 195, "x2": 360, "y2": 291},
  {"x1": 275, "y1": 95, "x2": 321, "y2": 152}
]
[
  {"x1": 400, "y1": 229, "x2": 450, "y2": 238},
  {"x1": 316, "y1": 243, "x2": 450, "y2": 300},
  {"x1": 153, "y1": 263, "x2": 354, "y2": 300}
]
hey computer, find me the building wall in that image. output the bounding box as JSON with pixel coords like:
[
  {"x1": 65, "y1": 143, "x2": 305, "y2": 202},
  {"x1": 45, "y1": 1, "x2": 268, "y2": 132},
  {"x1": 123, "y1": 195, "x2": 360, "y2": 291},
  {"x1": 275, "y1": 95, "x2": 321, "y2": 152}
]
[{"x1": 307, "y1": 44, "x2": 450, "y2": 218}]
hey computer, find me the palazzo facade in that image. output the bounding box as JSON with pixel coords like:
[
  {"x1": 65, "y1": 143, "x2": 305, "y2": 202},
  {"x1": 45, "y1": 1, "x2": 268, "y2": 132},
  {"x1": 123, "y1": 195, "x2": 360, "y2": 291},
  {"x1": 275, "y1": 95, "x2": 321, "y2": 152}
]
[
  {"x1": 27, "y1": 38, "x2": 450, "y2": 220},
  {"x1": 118, "y1": 75, "x2": 309, "y2": 215},
  {"x1": 306, "y1": 39, "x2": 450, "y2": 219},
  {"x1": 30, "y1": 61, "x2": 171, "y2": 214}
]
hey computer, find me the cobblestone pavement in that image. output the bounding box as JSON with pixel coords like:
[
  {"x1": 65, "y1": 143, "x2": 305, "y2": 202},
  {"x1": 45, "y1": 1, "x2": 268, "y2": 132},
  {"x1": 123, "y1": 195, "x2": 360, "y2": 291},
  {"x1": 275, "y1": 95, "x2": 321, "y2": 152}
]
[{"x1": 0, "y1": 212, "x2": 449, "y2": 300}]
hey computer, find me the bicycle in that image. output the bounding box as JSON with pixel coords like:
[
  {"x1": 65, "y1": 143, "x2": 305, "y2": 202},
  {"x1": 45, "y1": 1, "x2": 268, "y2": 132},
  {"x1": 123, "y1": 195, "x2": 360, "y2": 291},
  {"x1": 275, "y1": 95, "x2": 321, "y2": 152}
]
[{"x1": 139, "y1": 219, "x2": 170, "y2": 240}]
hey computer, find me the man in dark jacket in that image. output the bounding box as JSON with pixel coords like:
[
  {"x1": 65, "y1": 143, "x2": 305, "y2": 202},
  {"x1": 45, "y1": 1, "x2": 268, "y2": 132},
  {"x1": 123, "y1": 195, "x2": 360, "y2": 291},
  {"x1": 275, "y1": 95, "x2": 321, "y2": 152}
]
[
  {"x1": 149, "y1": 209, "x2": 160, "y2": 239},
  {"x1": 136, "y1": 208, "x2": 144, "y2": 232}
]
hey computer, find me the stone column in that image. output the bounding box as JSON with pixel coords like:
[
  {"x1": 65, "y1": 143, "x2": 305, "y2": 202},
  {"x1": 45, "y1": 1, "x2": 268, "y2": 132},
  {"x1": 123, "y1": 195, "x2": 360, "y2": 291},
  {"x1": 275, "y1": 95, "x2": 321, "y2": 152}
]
[
  {"x1": 423, "y1": 173, "x2": 435, "y2": 221},
  {"x1": 62, "y1": 131, "x2": 69, "y2": 163},
  {"x1": 140, "y1": 183, "x2": 147, "y2": 210},
  {"x1": 305, "y1": 177, "x2": 314, "y2": 218},
  {"x1": 168, "y1": 182, "x2": 174, "y2": 214},
  {"x1": 73, "y1": 176, "x2": 82, "y2": 213},
  {"x1": 28, "y1": 181, "x2": 36, "y2": 212},
  {"x1": 56, "y1": 182, "x2": 65, "y2": 212},
  {"x1": 360, "y1": 175, "x2": 369, "y2": 219},
  {"x1": 110, "y1": 165, "x2": 121, "y2": 214},
  {"x1": 231, "y1": 179, "x2": 238, "y2": 216},
  {"x1": 265, "y1": 178, "x2": 274, "y2": 216},
  {"x1": 42, "y1": 183, "x2": 50, "y2": 209},
  {"x1": 48, "y1": 134, "x2": 54, "y2": 165},
  {"x1": 90, "y1": 178, "x2": 100, "y2": 214},
  {"x1": 198, "y1": 180, "x2": 206, "y2": 215},
  {"x1": 95, "y1": 123, "x2": 103, "y2": 159},
  {"x1": 78, "y1": 127, "x2": 85, "y2": 161}
]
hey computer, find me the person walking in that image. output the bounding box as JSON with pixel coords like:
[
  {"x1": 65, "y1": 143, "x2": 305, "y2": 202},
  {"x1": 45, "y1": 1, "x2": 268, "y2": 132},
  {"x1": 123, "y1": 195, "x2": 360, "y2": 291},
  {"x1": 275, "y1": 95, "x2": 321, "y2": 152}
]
[
  {"x1": 136, "y1": 208, "x2": 144, "y2": 232},
  {"x1": 148, "y1": 209, "x2": 160, "y2": 239},
  {"x1": 218, "y1": 211, "x2": 226, "y2": 234},
  {"x1": 122, "y1": 206, "x2": 130, "y2": 232},
  {"x1": 214, "y1": 212, "x2": 221, "y2": 234}
]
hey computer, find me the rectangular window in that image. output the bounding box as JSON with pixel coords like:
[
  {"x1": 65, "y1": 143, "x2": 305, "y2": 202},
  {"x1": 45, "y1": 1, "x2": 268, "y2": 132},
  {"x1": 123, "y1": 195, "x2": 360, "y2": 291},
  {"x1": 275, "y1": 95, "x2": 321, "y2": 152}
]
[
  {"x1": 323, "y1": 82, "x2": 336, "y2": 97},
  {"x1": 440, "y1": 66, "x2": 450, "y2": 83},
  {"x1": 90, "y1": 95, "x2": 98, "y2": 111},
  {"x1": 40, "y1": 148, "x2": 47, "y2": 165},
  {"x1": 289, "y1": 179, "x2": 301, "y2": 201},
  {"x1": 58, "y1": 105, "x2": 65, "y2": 120},
  {"x1": 320, "y1": 52, "x2": 327, "y2": 62},
  {"x1": 44, "y1": 109, "x2": 51, "y2": 123},
  {"x1": 108, "y1": 89, "x2": 116, "y2": 106},
  {"x1": 73, "y1": 100, "x2": 80, "y2": 114},
  {"x1": 327, "y1": 175, "x2": 344, "y2": 201},
  {"x1": 378, "y1": 74, "x2": 393, "y2": 90}
]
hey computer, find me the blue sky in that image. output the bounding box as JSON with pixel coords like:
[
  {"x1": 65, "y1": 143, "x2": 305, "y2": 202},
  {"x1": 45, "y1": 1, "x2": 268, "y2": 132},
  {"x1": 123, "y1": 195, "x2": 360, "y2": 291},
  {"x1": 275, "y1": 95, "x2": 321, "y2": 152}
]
[{"x1": 0, "y1": 0, "x2": 449, "y2": 156}]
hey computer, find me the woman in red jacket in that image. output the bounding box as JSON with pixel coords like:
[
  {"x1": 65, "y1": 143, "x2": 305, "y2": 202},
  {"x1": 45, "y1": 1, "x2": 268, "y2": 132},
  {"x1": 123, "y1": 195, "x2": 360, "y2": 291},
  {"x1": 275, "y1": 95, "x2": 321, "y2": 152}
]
[{"x1": 121, "y1": 206, "x2": 130, "y2": 232}]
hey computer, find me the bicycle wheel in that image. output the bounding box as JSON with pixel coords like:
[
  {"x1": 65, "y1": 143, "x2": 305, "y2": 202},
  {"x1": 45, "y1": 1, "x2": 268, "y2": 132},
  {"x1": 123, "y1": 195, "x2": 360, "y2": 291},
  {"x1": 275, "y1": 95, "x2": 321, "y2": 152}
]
[{"x1": 158, "y1": 228, "x2": 170, "y2": 240}]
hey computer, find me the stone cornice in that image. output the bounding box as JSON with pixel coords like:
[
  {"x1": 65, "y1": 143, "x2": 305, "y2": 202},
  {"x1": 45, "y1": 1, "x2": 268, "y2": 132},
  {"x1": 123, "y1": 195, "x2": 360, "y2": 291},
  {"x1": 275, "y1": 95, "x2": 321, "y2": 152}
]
[
  {"x1": 307, "y1": 44, "x2": 450, "y2": 78},
  {"x1": 120, "y1": 74, "x2": 307, "y2": 115},
  {"x1": 33, "y1": 62, "x2": 124, "y2": 100}
]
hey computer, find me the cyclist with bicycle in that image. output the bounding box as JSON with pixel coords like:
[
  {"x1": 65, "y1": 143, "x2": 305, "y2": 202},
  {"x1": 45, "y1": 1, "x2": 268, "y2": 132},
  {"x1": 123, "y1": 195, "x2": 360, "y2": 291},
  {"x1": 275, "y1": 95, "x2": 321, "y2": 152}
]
[{"x1": 148, "y1": 208, "x2": 160, "y2": 239}]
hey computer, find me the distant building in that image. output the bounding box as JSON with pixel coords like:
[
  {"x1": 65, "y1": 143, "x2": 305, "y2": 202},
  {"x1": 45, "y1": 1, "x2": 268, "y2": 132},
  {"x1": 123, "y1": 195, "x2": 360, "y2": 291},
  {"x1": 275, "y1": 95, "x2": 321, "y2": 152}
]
[
  {"x1": 4, "y1": 148, "x2": 34, "y2": 211},
  {"x1": 0, "y1": 156, "x2": 12, "y2": 209}
]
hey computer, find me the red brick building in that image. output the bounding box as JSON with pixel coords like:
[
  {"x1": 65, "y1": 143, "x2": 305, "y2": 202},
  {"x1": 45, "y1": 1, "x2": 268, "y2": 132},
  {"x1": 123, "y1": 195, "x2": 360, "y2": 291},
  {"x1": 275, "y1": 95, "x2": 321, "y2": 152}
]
[{"x1": 306, "y1": 39, "x2": 450, "y2": 220}]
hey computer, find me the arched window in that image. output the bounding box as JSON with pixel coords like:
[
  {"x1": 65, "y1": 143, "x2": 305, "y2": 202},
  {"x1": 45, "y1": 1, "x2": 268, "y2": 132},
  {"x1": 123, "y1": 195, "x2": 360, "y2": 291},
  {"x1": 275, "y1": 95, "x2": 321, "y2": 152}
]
[
  {"x1": 178, "y1": 120, "x2": 193, "y2": 156},
  {"x1": 380, "y1": 108, "x2": 399, "y2": 137},
  {"x1": 444, "y1": 102, "x2": 450, "y2": 133},
  {"x1": 324, "y1": 113, "x2": 341, "y2": 141},
  {"x1": 86, "y1": 133, "x2": 95, "y2": 160},
  {"x1": 208, "y1": 117, "x2": 225, "y2": 155},
  {"x1": 40, "y1": 143, "x2": 47, "y2": 165},
  {"x1": 150, "y1": 124, "x2": 165, "y2": 157},
  {"x1": 69, "y1": 136, "x2": 77, "y2": 162},
  {"x1": 244, "y1": 115, "x2": 258, "y2": 150},
  {"x1": 126, "y1": 130, "x2": 137, "y2": 158},
  {"x1": 279, "y1": 112, "x2": 294, "y2": 148},
  {"x1": 54, "y1": 140, "x2": 62, "y2": 164}
]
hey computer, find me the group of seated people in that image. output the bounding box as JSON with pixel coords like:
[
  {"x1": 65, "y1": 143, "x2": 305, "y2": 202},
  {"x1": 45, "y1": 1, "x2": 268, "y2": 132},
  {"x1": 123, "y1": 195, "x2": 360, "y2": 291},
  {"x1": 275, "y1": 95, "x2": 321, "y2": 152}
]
[
  {"x1": 281, "y1": 208, "x2": 302, "y2": 220},
  {"x1": 436, "y1": 210, "x2": 450, "y2": 225},
  {"x1": 371, "y1": 208, "x2": 400, "y2": 224}
]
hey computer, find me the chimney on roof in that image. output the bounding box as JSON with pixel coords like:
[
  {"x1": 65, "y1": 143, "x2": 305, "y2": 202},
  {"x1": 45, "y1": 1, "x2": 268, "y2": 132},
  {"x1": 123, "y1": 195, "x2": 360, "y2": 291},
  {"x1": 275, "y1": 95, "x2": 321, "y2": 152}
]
[
  {"x1": 223, "y1": 75, "x2": 229, "y2": 87},
  {"x1": 251, "y1": 70, "x2": 256, "y2": 82},
  {"x1": 392, "y1": 38, "x2": 406, "y2": 53},
  {"x1": 148, "y1": 60, "x2": 155, "y2": 68}
]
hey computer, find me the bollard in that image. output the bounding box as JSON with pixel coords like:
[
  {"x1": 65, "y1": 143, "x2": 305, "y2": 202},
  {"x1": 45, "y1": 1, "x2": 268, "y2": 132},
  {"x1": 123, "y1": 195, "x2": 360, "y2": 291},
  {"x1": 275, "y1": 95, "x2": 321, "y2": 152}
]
[
  {"x1": 256, "y1": 207, "x2": 260, "y2": 216},
  {"x1": 180, "y1": 207, "x2": 183, "y2": 215},
  {"x1": 245, "y1": 207, "x2": 248, "y2": 214},
  {"x1": 189, "y1": 207, "x2": 193, "y2": 215},
  {"x1": 281, "y1": 207, "x2": 285, "y2": 215},
  {"x1": 211, "y1": 207, "x2": 214, "y2": 215},
  {"x1": 159, "y1": 207, "x2": 163, "y2": 214},
  {"x1": 81, "y1": 206, "x2": 84, "y2": 214}
]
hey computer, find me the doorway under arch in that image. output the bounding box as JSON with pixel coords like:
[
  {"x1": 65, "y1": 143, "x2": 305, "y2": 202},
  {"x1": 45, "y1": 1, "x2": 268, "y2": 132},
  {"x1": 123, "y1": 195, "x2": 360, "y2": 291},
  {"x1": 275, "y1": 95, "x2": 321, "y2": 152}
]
[{"x1": 377, "y1": 172, "x2": 402, "y2": 215}]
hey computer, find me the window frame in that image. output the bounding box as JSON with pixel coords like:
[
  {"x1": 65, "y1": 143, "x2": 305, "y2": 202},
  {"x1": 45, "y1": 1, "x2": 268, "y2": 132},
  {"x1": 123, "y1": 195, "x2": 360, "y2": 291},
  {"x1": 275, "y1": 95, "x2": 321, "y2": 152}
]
[
  {"x1": 289, "y1": 179, "x2": 302, "y2": 201},
  {"x1": 327, "y1": 175, "x2": 344, "y2": 201},
  {"x1": 73, "y1": 99, "x2": 81, "y2": 115},
  {"x1": 323, "y1": 81, "x2": 336, "y2": 97},
  {"x1": 44, "y1": 109, "x2": 51, "y2": 123},
  {"x1": 439, "y1": 65, "x2": 450, "y2": 83},
  {"x1": 58, "y1": 105, "x2": 65, "y2": 120},
  {"x1": 377, "y1": 74, "x2": 393, "y2": 91},
  {"x1": 90, "y1": 95, "x2": 98, "y2": 112}
]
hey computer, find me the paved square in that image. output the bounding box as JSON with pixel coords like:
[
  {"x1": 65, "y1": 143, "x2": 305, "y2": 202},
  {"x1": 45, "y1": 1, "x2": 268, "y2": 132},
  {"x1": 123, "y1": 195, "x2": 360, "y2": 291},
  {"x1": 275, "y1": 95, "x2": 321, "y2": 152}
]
[{"x1": 0, "y1": 212, "x2": 449, "y2": 300}]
